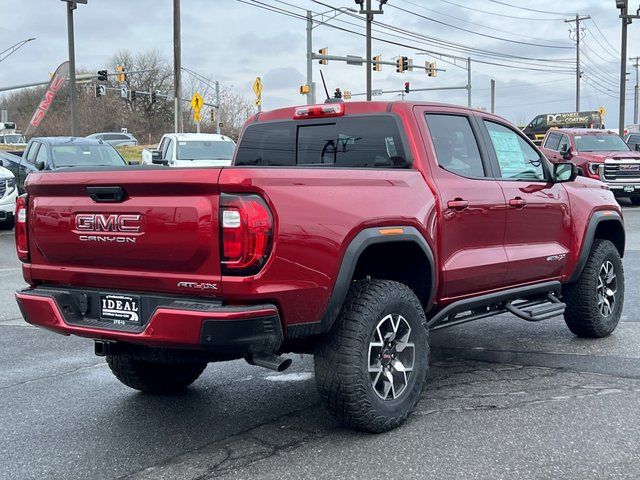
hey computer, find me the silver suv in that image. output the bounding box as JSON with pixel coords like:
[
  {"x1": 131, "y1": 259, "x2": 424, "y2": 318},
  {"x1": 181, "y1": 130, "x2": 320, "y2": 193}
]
[{"x1": 86, "y1": 132, "x2": 138, "y2": 147}]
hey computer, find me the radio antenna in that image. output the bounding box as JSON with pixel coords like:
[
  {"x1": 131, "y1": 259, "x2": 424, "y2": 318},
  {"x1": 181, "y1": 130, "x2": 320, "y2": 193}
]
[{"x1": 319, "y1": 70, "x2": 330, "y2": 100}]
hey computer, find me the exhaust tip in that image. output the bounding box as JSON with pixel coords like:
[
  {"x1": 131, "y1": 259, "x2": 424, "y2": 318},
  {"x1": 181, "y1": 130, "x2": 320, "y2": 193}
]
[{"x1": 277, "y1": 358, "x2": 293, "y2": 372}]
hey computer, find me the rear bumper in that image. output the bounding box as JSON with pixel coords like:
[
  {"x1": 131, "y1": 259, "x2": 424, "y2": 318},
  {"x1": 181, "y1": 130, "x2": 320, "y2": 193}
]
[{"x1": 15, "y1": 287, "x2": 283, "y2": 354}]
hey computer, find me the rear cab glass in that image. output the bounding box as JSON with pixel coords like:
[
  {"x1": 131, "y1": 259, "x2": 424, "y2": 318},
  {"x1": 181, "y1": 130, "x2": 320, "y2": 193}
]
[{"x1": 234, "y1": 115, "x2": 408, "y2": 168}]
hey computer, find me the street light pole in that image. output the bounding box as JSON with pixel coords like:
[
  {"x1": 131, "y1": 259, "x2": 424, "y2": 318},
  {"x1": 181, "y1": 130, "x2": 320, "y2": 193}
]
[
  {"x1": 631, "y1": 56, "x2": 640, "y2": 124},
  {"x1": 620, "y1": 4, "x2": 629, "y2": 137},
  {"x1": 357, "y1": 0, "x2": 385, "y2": 101},
  {"x1": 65, "y1": 1, "x2": 78, "y2": 136},
  {"x1": 173, "y1": 0, "x2": 182, "y2": 133}
]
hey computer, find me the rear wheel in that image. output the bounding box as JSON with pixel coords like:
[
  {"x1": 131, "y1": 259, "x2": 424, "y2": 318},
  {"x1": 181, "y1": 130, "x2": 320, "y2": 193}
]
[
  {"x1": 563, "y1": 239, "x2": 624, "y2": 338},
  {"x1": 314, "y1": 279, "x2": 429, "y2": 433},
  {"x1": 106, "y1": 354, "x2": 207, "y2": 393}
]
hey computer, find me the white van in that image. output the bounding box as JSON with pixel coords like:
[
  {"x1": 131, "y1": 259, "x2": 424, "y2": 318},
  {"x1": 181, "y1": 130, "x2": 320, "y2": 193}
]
[{"x1": 142, "y1": 133, "x2": 236, "y2": 167}]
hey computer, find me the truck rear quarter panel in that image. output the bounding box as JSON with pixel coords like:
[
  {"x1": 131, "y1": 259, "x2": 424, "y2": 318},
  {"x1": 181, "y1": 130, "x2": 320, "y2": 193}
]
[{"x1": 217, "y1": 167, "x2": 437, "y2": 329}]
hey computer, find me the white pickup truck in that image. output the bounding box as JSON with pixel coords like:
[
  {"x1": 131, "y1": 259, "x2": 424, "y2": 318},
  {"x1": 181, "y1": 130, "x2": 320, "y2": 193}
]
[{"x1": 141, "y1": 133, "x2": 236, "y2": 167}]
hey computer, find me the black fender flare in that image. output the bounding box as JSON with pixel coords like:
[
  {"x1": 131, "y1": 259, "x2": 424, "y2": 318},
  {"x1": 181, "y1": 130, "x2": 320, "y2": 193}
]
[
  {"x1": 568, "y1": 211, "x2": 625, "y2": 283},
  {"x1": 285, "y1": 226, "x2": 435, "y2": 339}
]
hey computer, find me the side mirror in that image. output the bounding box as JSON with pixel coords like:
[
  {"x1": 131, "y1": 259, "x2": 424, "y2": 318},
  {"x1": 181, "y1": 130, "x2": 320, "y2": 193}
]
[
  {"x1": 553, "y1": 162, "x2": 578, "y2": 183},
  {"x1": 150, "y1": 149, "x2": 168, "y2": 166},
  {"x1": 559, "y1": 144, "x2": 573, "y2": 160},
  {"x1": 35, "y1": 159, "x2": 45, "y2": 171},
  {"x1": 635, "y1": 143, "x2": 640, "y2": 151}
]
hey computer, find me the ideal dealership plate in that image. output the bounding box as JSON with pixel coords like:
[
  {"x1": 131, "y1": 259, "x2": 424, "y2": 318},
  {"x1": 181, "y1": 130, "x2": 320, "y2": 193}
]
[{"x1": 99, "y1": 294, "x2": 141, "y2": 326}]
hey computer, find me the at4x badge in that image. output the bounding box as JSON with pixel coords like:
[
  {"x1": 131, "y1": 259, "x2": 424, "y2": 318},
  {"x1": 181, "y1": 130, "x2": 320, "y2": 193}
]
[{"x1": 177, "y1": 281, "x2": 218, "y2": 291}]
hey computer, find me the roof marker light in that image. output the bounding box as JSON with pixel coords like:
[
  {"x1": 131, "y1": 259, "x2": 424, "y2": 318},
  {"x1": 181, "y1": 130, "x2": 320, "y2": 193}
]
[{"x1": 294, "y1": 103, "x2": 345, "y2": 119}]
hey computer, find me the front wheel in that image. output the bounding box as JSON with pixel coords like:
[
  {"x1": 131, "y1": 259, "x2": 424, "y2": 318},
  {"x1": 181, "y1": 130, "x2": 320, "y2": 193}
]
[
  {"x1": 106, "y1": 355, "x2": 207, "y2": 393},
  {"x1": 314, "y1": 279, "x2": 429, "y2": 433},
  {"x1": 563, "y1": 239, "x2": 624, "y2": 338}
]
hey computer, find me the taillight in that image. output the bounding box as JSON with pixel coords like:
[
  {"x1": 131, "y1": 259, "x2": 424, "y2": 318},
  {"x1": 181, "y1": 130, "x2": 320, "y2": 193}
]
[
  {"x1": 15, "y1": 195, "x2": 29, "y2": 262},
  {"x1": 220, "y1": 194, "x2": 273, "y2": 275}
]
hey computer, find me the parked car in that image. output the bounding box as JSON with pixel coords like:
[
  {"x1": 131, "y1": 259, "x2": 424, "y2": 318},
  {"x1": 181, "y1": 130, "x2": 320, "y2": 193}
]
[
  {"x1": 540, "y1": 128, "x2": 640, "y2": 204},
  {"x1": 522, "y1": 111, "x2": 603, "y2": 144},
  {"x1": 0, "y1": 137, "x2": 127, "y2": 193},
  {"x1": 16, "y1": 101, "x2": 625, "y2": 433},
  {"x1": 141, "y1": 133, "x2": 235, "y2": 167},
  {"x1": 86, "y1": 132, "x2": 138, "y2": 147},
  {"x1": 624, "y1": 132, "x2": 640, "y2": 152},
  {"x1": 0, "y1": 164, "x2": 17, "y2": 229}
]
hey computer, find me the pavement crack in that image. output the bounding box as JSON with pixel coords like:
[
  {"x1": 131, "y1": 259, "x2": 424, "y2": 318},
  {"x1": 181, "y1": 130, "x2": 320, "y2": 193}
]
[{"x1": 0, "y1": 362, "x2": 105, "y2": 390}]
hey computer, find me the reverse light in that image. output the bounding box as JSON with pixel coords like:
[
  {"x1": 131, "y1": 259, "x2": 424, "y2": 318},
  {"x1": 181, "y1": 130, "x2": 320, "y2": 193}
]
[
  {"x1": 220, "y1": 194, "x2": 273, "y2": 275},
  {"x1": 15, "y1": 195, "x2": 29, "y2": 262},
  {"x1": 294, "y1": 103, "x2": 345, "y2": 119}
]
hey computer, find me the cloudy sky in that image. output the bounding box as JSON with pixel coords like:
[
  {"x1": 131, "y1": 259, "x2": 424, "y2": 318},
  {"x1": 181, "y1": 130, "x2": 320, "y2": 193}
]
[{"x1": 1, "y1": 0, "x2": 639, "y2": 127}]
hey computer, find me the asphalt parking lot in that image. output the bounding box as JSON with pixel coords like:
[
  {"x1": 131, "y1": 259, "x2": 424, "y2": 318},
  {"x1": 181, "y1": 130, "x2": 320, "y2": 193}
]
[{"x1": 2, "y1": 205, "x2": 640, "y2": 480}]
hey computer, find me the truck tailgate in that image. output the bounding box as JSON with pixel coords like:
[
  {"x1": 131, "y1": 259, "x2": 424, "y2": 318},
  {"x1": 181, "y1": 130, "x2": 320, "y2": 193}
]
[{"x1": 24, "y1": 168, "x2": 223, "y2": 296}]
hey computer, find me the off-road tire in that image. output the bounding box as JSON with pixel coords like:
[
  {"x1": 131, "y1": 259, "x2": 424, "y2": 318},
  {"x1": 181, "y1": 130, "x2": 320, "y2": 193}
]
[
  {"x1": 314, "y1": 279, "x2": 429, "y2": 433},
  {"x1": 630, "y1": 197, "x2": 640, "y2": 206},
  {"x1": 106, "y1": 354, "x2": 207, "y2": 393},
  {"x1": 563, "y1": 239, "x2": 624, "y2": 338}
]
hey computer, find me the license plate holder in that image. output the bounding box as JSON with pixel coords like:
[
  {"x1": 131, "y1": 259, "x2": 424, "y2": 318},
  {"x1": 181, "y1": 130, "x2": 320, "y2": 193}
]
[
  {"x1": 624, "y1": 185, "x2": 635, "y2": 193},
  {"x1": 99, "y1": 294, "x2": 141, "y2": 326}
]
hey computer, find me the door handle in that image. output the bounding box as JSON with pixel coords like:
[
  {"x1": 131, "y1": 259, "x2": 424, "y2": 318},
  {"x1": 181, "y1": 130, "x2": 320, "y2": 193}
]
[
  {"x1": 86, "y1": 186, "x2": 126, "y2": 203},
  {"x1": 447, "y1": 198, "x2": 469, "y2": 211},
  {"x1": 508, "y1": 197, "x2": 527, "y2": 209}
]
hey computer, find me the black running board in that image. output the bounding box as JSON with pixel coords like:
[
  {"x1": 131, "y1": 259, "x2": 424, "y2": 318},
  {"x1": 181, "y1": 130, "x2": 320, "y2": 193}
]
[{"x1": 428, "y1": 281, "x2": 563, "y2": 331}]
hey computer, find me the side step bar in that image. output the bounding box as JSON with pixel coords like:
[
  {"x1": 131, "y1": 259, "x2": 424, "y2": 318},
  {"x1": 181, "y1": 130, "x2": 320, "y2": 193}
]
[{"x1": 428, "y1": 281, "x2": 565, "y2": 331}]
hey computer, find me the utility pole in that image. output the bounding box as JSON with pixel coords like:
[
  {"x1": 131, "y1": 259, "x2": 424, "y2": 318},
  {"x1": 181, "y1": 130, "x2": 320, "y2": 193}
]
[
  {"x1": 357, "y1": 1, "x2": 385, "y2": 101},
  {"x1": 173, "y1": 0, "x2": 182, "y2": 133},
  {"x1": 306, "y1": 11, "x2": 314, "y2": 105},
  {"x1": 63, "y1": 0, "x2": 83, "y2": 136},
  {"x1": 215, "y1": 80, "x2": 221, "y2": 135},
  {"x1": 631, "y1": 56, "x2": 640, "y2": 124},
  {"x1": 490, "y1": 79, "x2": 496, "y2": 113},
  {"x1": 564, "y1": 14, "x2": 590, "y2": 112}
]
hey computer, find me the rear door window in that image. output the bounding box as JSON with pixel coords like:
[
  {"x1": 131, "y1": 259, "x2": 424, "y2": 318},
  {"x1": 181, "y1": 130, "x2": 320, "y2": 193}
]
[
  {"x1": 235, "y1": 116, "x2": 407, "y2": 168},
  {"x1": 424, "y1": 114, "x2": 486, "y2": 177}
]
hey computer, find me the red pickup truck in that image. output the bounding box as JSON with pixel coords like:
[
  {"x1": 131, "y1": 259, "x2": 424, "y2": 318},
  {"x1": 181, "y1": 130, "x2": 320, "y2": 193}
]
[
  {"x1": 15, "y1": 101, "x2": 625, "y2": 433},
  {"x1": 540, "y1": 128, "x2": 640, "y2": 204}
]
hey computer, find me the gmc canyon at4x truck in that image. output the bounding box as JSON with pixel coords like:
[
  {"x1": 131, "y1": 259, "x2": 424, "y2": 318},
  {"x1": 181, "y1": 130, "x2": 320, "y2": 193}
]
[{"x1": 15, "y1": 101, "x2": 625, "y2": 433}]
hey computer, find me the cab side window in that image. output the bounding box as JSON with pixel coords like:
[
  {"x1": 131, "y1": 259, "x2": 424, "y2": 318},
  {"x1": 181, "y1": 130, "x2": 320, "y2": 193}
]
[
  {"x1": 163, "y1": 139, "x2": 174, "y2": 159},
  {"x1": 425, "y1": 114, "x2": 486, "y2": 178},
  {"x1": 25, "y1": 143, "x2": 40, "y2": 164},
  {"x1": 558, "y1": 135, "x2": 571, "y2": 153},
  {"x1": 484, "y1": 121, "x2": 545, "y2": 181},
  {"x1": 544, "y1": 132, "x2": 561, "y2": 151},
  {"x1": 35, "y1": 143, "x2": 49, "y2": 166}
]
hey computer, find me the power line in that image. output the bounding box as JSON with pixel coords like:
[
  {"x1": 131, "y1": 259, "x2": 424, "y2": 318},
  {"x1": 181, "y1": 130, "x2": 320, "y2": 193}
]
[
  {"x1": 388, "y1": 3, "x2": 573, "y2": 49},
  {"x1": 395, "y1": 0, "x2": 572, "y2": 46},
  {"x1": 487, "y1": 0, "x2": 576, "y2": 17},
  {"x1": 589, "y1": 18, "x2": 620, "y2": 56},
  {"x1": 437, "y1": 0, "x2": 563, "y2": 21}
]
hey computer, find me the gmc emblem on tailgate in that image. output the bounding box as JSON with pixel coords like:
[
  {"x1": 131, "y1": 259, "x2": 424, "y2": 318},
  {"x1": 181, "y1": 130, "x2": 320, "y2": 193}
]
[{"x1": 75, "y1": 214, "x2": 142, "y2": 244}]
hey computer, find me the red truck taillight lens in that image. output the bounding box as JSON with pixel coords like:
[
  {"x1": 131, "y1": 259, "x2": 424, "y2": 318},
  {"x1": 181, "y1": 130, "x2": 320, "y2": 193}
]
[
  {"x1": 220, "y1": 194, "x2": 273, "y2": 275},
  {"x1": 15, "y1": 195, "x2": 29, "y2": 262}
]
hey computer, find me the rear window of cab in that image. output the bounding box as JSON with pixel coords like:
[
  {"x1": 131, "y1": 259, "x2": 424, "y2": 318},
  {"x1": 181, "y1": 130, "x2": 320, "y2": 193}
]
[{"x1": 234, "y1": 116, "x2": 408, "y2": 168}]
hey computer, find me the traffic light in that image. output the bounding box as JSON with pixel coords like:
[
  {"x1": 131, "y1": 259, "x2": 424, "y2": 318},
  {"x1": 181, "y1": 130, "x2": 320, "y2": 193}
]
[
  {"x1": 343, "y1": 90, "x2": 352, "y2": 100},
  {"x1": 396, "y1": 56, "x2": 408, "y2": 73},
  {"x1": 403, "y1": 57, "x2": 410, "y2": 72},
  {"x1": 151, "y1": 90, "x2": 158, "y2": 103},
  {"x1": 318, "y1": 47, "x2": 328, "y2": 65},
  {"x1": 404, "y1": 82, "x2": 410, "y2": 94},
  {"x1": 427, "y1": 61, "x2": 437, "y2": 77},
  {"x1": 97, "y1": 69, "x2": 108, "y2": 81},
  {"x1": 116, "y1": 65, "x2": 126, "y2": 83},
  {"x1": 334, "y1": 88, "x2": 342, "y2": 99},
  {"x1": 128, "y1": 89, "x2": 136, "y2": 101},
  {"x1": 373, "y1": 54, "x2": 382, "y2": 71},
  {"x1": 94, "y1": 84, "x2": 106, "y2": 98},
  {"x1": 299, "y1": 84, "x2": 310, "y2": 95}
]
